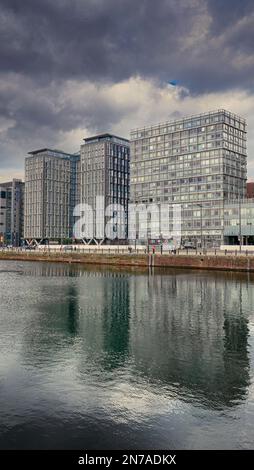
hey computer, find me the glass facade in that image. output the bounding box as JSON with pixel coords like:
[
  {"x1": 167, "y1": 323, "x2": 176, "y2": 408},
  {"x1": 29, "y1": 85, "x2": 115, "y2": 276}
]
[
  {"x1": 0, "y1": 180, "x2": 24, "y2": 246},
  {"x1": 224, "y1": 199, "x2": 254, "y2": 245},
  {"x1": 0, "y1": 189, "x2": 7, "y2": 245},
  {"x1": 130, "y1": 110, "x2": 247, "y2": 246},
  {"x1": 80, "y1": 134, "x2": 130, "y2": 240},
  {"x1": 25, "y1": 149, "x2": 80, "y2": 240}
]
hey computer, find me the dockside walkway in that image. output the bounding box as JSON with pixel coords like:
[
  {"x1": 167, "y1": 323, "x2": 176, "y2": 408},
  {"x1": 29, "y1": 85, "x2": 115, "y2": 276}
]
[{"x1": 1, "y1": 247, "x2": 254, "y2": 273}]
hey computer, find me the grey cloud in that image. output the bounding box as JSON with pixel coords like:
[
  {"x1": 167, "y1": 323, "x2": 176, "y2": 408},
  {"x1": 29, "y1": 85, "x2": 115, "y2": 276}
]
[
  {"x1": 0, "y1": 0, "x2": 253, "y2": 91},
  {"x1": 207, "y1": 0, "x2": 254, "y2": 33},
  {"x1": 0, "y1": 75, "x2": 134, "y2": 135},
  {"x1": 0, "y1": 0, "x2": 254, "y2": 175},
  {"x1": 0, "y1": 75, "x2": 134, "y2": 169}
]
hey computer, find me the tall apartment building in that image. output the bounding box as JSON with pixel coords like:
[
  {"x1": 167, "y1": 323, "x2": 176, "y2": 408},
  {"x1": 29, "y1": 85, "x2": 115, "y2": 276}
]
[
  {"x1": 130, "y1": 110, "x2": 247, "y2": 246},
  {"x1": 0, "y1": 188, "x2": 7, "y2": 245},
  {"x1": 0, "y1": 179, "x2": 24, "y2": 246},
  {"x1": 24, "y1": 149, "x2": 80, "y2": 242},
  {"x1": 80, "y1": 134, "x2": 130, "y2": 242}
]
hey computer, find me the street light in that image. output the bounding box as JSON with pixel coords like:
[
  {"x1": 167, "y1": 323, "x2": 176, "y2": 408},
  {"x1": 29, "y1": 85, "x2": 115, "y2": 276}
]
[
  {"x1": 196, "y1": 203, "x2": 203, "y2": 250},
  {"x1": 134, "y1": 233, "x2": 138, "y2": 252},
  {"x1": 239, "y1": 198, "x2": 242, "y2": 253}
]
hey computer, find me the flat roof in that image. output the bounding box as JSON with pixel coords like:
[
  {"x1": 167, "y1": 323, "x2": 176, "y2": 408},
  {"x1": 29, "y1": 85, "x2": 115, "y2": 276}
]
[
  {"x1": 28, "y1": 148, "x2": 78, "y2": 157},
  {"x1": 0, "y1": 179, "x2": 24, "y2": 187},
  {"x1": 131, "y1": 109, "x2": 246, "y2": 133},
  {"x1": 83, "y1": 133, "x2": 129, "y2": 144}
]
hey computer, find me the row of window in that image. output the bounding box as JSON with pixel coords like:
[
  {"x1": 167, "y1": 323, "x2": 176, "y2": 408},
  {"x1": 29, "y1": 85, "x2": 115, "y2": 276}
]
[
  {"x1": 131, "y1": 114, "x2": 245, "y2": 139},
  {"x1": 132, "y1": 124, "x2": 246, "y2": 146}
]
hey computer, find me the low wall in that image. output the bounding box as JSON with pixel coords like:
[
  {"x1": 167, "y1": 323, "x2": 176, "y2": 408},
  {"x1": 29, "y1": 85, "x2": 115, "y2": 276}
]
[
  {"x1": 1, "y1": 251, "x2": 254, "y2": 272},
  {"x1": 152, "y1": 254, "x2": 254, "y2": 271},
  {"x1": 220, "y1": 245, "x2": 254, "y2": 252}
]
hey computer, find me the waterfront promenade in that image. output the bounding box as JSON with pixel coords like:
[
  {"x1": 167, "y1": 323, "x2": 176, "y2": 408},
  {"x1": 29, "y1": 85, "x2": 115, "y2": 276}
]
[{"x1": 1, "y1": 247, "x2": 254, "y2": 272}]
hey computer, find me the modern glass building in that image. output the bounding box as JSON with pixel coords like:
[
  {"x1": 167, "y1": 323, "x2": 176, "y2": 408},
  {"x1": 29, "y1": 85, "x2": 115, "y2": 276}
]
[
  {"x1": 130, "y1": 110, "x2": 247, "y2": 247},
  {"x1": 0, "y1": 188, "x2": 7, "y2": 246},
  {"x1": 0, "y1": 179, "x2": 24, "y2": 246},
  {"x1": 24, "y1": 149, "x2": 80, "y2": 242},
  {"x1": 80, "y1": 134, "x2": 130, "y2": 242},
  {"x1": 224, "y1": 199, "x2": 254, "y2": 246}
]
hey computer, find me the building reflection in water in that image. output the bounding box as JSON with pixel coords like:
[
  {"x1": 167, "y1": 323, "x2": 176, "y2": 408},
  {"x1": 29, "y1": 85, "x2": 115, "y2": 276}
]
[
  {"x1": 20, "y1": 264, "x2": 81, "y2": 366},
  {"x1": 222, "y1": 280, "x2": 250, "y2": 405},
  {"x1": 20, "y1": 263, "x2": 251, "y2": 410},
  {"x1": 102, "y1": 274, "x2": 130, "y2": 369},
  {"x1": 129, "y1": 271, "x2": 251, "y2": 409},
  {"x1": 77, "y1": 271, "x2": 130, "y2": 371}
]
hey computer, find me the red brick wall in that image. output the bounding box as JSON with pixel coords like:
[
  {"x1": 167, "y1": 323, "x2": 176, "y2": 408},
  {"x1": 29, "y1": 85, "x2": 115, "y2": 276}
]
[
  {"x1": 1, "y1": 251, "x2": 254, "y2": 272},
  {"x1": 247, "y1": 182, "x2": 254, "y2": 198}
]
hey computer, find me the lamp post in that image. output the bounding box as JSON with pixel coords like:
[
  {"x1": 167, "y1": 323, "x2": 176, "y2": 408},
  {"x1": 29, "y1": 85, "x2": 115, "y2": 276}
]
[
  {"x1": 134, "y1": 233, "x2": 137, "y2": 252},
  {"x1": 239, "y1": 198, "x2": 242, "y2": 252},
  {"x1": 196, "y1": 203, "x2": 203, "y2": 250},
  {"x1": 160, "y1": 233, "x2": 163, "y2": 255}
]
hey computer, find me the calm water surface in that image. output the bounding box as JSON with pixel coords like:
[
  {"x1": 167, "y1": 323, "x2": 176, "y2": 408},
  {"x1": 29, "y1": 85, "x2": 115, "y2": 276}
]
[{"x1": 0, "y1": 260, "x2": 254, "y2": 449}]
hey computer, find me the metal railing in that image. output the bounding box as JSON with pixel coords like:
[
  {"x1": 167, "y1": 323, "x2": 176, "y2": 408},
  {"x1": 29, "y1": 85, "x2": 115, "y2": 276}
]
[{"x1": 1, "y1": 246, "x2": 254, "y2": 257}]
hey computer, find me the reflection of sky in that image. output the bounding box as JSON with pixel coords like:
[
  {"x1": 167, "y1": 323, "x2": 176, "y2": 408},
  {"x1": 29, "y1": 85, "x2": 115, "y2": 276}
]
[{"x1": 0, "y1": 261, "x2": 254, "y2": 449}]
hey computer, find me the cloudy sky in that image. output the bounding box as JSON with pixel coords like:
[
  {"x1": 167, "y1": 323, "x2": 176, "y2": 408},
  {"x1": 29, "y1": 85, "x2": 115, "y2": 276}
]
[{"x1": 0, "y1": 0, "x2": 254, "y2": 182}]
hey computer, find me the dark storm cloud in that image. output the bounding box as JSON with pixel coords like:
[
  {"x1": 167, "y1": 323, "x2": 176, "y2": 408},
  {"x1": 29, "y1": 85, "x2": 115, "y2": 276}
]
[
  {"x1": 207, "y1": 0, "x2": 254, "y2": 31},
  {"x1": 0, "y1": 75, "x2": 134, "y2": 137},
  {"x1": 0, "y1": 0, "x2": 253, "y2": 91},
  {"x1": 0, "y1": 0, "x2": 254, "y2": 175}
]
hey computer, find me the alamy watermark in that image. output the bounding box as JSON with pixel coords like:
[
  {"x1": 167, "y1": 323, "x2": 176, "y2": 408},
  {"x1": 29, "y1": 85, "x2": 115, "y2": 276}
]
[{"x1": 73, "y1": 196, "x2": 181, "y2": 246}]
